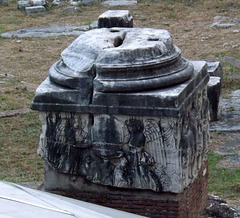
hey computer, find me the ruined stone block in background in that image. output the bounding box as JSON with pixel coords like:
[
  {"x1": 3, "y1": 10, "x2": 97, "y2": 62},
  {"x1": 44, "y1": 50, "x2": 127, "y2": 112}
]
[
  {"x1": 207, "y1": 62, "x2": 223, "y2": 121},
  {"x1": 98, "y1": 10, "x2": 133, "y2": 28},
  {"x1": 18, "y1": 0, "x2": 31, "y2": 11},
  {"x1": 25, "y1": 6, "x2": 46, "y2": 14},
  {"x1": 207, "y1": 61, "x2": 223, "y2": 81},
  {"x1": 207, "y1": 76, "x2": 222, "y2": 121},
  {"x1": 18, "y1": 0, "x2": 46, "y2": 13}
]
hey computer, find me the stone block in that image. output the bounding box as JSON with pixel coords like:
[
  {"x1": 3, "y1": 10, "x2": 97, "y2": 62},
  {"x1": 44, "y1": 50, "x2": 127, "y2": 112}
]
[
  {"x1": 31, "y1": 26, "x2": 210, "y2": 217},
  {"x1": 52, "y1": 0, "x2": 61, "y2": 5},
  {"x1": 80, "y1": 0, "x2": 97, "y2": 4},
  {"x1": 101, "y1": 0, "x2": 137, "y2": 6},
  {"x1": 207, "y1": 62, "x2": 223, "y2": 121},
  {"x1": 207, "y1": 61, "x2": 223, "y2": 80},
  {"x1": 98, "y1": 10, "x2": 133, "y2": 28},
  {"x1": 222, "y1": 56, "x2": 240, "y2": 69},
  {"x1": 31, "y1": 28, "x2": 209, "y2": 194},
  {"x1": 210, "y1": 22, "x2": 236, "y2": 28},
  {"x1": 207, "y1": 76, "x2": 221, "y2": 121},
  {"x1": 25, "y1": 5, "x2": 46, "y2": 14},
  {"x1": 0, "y1": 0, "x2": 9, "y2": 4},
  {"x1": 30, "y1": 0, "x2": 46, "y2": 6},
  {"x1": 18, "y1": 0, "x2": 31, "y2": 10}
]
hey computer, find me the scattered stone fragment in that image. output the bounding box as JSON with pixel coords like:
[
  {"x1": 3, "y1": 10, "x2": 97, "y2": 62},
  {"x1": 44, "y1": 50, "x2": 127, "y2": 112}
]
[
  {"x1": 70, "y1": 0, "x2": 98, "y2": 5},
  {"x1": 0, "y1": 73, "x2": 15, "y2": 78},
  {"x1": 223, "y1": 42, "x2": 231, "y2": 49},
  {"x1": 233, "y1": 29, "x2": 240, "y2": 33},
  {"x1": 63, "y1": 6, "x2": 80, "y2": 12},
  {"x1": 221, "y1": 56, "x2": 240, "y2": 69},
  {"x1": 89, "y1": 21, "x2": 98, "y2": 29},
  {"x1": 232, "y1": 89, "x2": 240, "y2": 97},
  {"x1": 210, "y1": 16, "x2": 240, "y2": 28},
  {"x1": 18, "y1": 0, "x2": 47, "y2": 13},
  {"x1": 98, "y1": 10, "x2": 133, "y2": 28},
  {"x1": 206, "y1": 62, "x2": 223, "y2": 121},
  {"x1": 51, "y1": 0, "x2": 62, "y2": 5},
  {"x1": 207, "y1": 61, "x2": 223, "y2": 80},
  {"x1": 25, "y1": 6, "x2": 46, "y2": 14},
  {"x1": 213, "y1": 16, "x2": 227, "y2": 22},
  {"x1": 101, "y1": 0, "x2": 137, "y2": 6},
  {"x1": 205, "y1": 195, "x2": 239, "y2": 218},
  {"x1": 232, "y1": 44, "x2": 239, "y2": 48},
  {"x1": 211, "y1": 22, "x2": 236, "y2": 28},
  {"x1": 218, "y1": 155, "x2": 240, "y2": 169},
  {"x1": 31, "y1": 0, "x2": 46, "y2": 6},
  {"x1": 18, "y1": 0, "x2": 31, "y2": 11},
  {"x1": 207, "y1": 76, "x2": 221, "y2": 121},
  {"x1": 0, "y1": 0, "x2": 10, "y2": 4},
  {"x1": 210, "y1": 90, "x2": 240, "y2": 131},
  {"x1": 0, "y1": 25, "x2": 88, "y2": 38},
  {"x1": 233, "y1": 18, "x2": 240, "y2": 23},
  {"x1": 222, "y1": 95, "x2": 240, "y2": 112},
  {"x1": 216, "y1": 139, "x2": 240, "y2": 156}
]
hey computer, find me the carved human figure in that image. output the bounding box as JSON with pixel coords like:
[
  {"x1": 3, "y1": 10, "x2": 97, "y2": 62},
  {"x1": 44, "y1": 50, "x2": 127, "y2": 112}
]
[
  {"x1": 113, "y1": 156, "x2": 130, "y2": 187},
  {"x1": 180, "y1": 107, "x2": 198, "y2": 180},
  {"x1": 125, "y1": 118, "x2": 162, "y2": 191},
  {"x1": 99, "y1": 158, "x2": 115, "y2": 185},
  {"x1": 56, "y1": 116, "x2": 77, "y2": 173},
  {"x1": 78, "y1": 150, "x2": 91, "y2": 176},
  {"x1": 46, "y1": 113, "x2": 61, "y2": 166},
  {"x1": 81, "y1": 150, "x2": 101, "y2": 182}
]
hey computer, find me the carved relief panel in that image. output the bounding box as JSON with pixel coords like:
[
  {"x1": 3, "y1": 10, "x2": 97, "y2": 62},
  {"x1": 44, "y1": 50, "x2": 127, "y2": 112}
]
[{"x1": 38, "y1": 89, "x2": 209, "y2": 193}]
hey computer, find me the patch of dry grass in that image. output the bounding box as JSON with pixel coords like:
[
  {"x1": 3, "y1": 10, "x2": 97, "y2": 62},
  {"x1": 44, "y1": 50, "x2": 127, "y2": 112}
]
[{"x1": 0, "y1": 112, "x2": 43, "y2": 182}]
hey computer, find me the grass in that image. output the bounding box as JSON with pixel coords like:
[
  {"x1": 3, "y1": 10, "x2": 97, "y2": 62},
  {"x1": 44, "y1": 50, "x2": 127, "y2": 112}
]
[
  {"x1": 0, "y1": 85, "x2": 34, "y2": 110},
  {"x1": 0, "y1": 0, "x2": 240, "y2": 204},
  {"x1": 0, "y1": 112, "x2": 43, "y2": 183},
  {"x1": 207, "y1": 152, "x2": 240, "y2": 199},
  {"x1": 220, "y1": 61, "x2": 240, "y2": 97}
]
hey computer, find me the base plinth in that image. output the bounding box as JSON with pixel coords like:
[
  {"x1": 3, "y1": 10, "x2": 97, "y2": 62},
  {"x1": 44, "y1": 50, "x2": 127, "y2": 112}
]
[{"x1": 44, "y1": 160, "x2": 208, "y2": 218}]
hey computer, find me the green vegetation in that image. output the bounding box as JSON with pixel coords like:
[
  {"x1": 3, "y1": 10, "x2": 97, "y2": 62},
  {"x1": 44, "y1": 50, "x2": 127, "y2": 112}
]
[
  {"x1": 207, "y1": 152, "x2": 240, "y2": 199},
  {"x1": 0, "y1": 26, "x2": 5, "y2": 34}
]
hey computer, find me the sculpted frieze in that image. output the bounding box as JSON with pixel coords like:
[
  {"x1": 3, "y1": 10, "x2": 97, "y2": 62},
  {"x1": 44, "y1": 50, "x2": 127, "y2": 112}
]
[{"x1": 38, "y1": 88, "x2": 208, "y2": 193}]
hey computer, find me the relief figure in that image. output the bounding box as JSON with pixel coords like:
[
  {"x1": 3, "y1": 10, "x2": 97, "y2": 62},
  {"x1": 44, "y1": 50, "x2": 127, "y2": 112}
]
[{"x1": 125, "y1": 118, "x2": 162, "y2": 191}]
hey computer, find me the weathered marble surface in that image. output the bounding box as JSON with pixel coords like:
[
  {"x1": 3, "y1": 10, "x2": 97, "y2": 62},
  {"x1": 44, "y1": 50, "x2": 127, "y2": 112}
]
[
  {"x1": 32, "y1": 27, "x2": 210, "y2": 193},
  {"x1": 31, "y1": 28, "x2": 199, "y2": 117},
  {"x1": 98, "y1": 10, "x2": 133, "y2": 28},
  {"x1": 18, "y1": 0, "x2": 47, "y2": 13},
  {"x1": 206, "y1": 62, "x2": 223, "y2": 121},
  {"x1": 25, "y1": 5, "x2": 46, "y2": 14},
  {"x1": 101, "y1": 0, "x2": 137, "y2": 6},
  {"x1": 207, "y1": 76, "x2": 221, "y2": 121},
  {"x1": 38, "y1": 86, "x2": 209, "y2": 193},
  {"x1": 0, "y1": 0, "x2": 9, "y2": 4}
]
